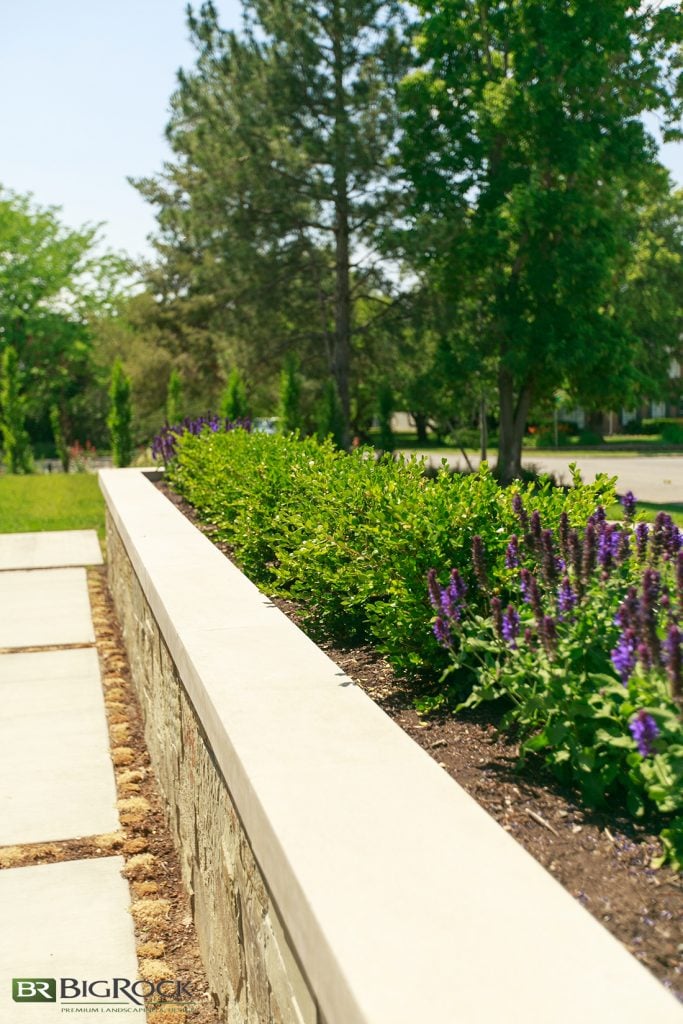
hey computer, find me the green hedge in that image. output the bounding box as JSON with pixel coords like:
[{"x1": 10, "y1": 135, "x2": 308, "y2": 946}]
[{"x1": 166, "y1": 430, "x2": 615, "y2": 676}]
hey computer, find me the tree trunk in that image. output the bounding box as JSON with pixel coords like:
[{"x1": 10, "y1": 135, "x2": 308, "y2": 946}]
[
  {"x1": 331, "y1": 5, "x2": 351, "y2": 449},
  {"x1": 497, "y1": 368, "x2": 531, "y2": 484},
  {"x1": 479, "y1": 395, "x2": 488, "y2": 463},
  {"x1": 413, "y1": 412, "x2": 428, "y2": 444}
]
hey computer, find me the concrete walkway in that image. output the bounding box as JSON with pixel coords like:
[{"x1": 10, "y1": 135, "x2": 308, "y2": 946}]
[
  {"x1": 0, "y1": 531, "x2": 140, "y2": 1020},
  {"x1": 409, "y1": 451, "x2": 683, "y2": 504}
]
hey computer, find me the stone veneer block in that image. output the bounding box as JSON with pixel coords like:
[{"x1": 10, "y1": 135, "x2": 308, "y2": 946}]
[
  {"x1": 101, "y1": 468, "x2": 683, "y2": 1024},
  {"x1": 0, "y1": 567, "x2": 95, "y2": 649},
  {"x1": 0, "y1": 857, "x2": 138, "y2": 1022},
  {"x1": 0, "y1": 529, "x2": 102, "y2": 570},
  {"x1": 0, "y1": 648, "x2": 119, "y2": 845}
]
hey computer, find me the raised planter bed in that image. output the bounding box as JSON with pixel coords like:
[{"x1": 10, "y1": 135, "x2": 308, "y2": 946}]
[{"x1": 100, "y1": 467, "x2": 683, "y2": 1024}]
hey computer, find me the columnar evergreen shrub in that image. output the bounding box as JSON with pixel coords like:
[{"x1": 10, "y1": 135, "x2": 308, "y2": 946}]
[
  {"x1": 166, "y1": 368, "x2": 183, "y2": 425},
  {"x1": 108, "y1": 360, "x2": 133, "y2": 468},
  {"x1": 0, "y1": 345, "x2": 32, "y2": 473}
]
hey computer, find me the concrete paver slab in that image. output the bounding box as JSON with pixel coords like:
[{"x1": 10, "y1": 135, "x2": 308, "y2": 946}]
[
  {"x1": 0, "y1": 857, "x2": 140, "y2": 1021},
  {"x1": 410, "y1": 450, "x2": 683, "y2": 504},
  {"x1": 0, "y1": 648, "x2": 118, "y2": 845},
  {"x1": 0, "y1": 530, "x2": 103, "y2": 570},
  {"x1": 0, "y1": 567, "x2": 95, "y2": 648}
]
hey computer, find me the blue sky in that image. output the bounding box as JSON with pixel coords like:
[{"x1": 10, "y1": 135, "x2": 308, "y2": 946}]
[{"x1": 2, "y1": 1, "x2": 681, "y2": 262}]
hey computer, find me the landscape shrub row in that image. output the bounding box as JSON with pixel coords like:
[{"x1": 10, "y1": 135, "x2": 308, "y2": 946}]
[{"x1": 159, "y1": 425, "x2": 683, "y2": 867}]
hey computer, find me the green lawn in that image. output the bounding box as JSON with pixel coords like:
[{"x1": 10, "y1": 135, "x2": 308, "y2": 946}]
[
  {"x1": 607, "y1": 500, "x2": 683, "y2": 528},
  {"x1": 0, "y1": 474, "x2": 105, "y2": 539}
]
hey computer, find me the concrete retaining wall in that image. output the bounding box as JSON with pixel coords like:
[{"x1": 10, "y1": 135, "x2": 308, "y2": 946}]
[{"x1": 100, "y1": 468, "x2": 683, "y2": 1024}]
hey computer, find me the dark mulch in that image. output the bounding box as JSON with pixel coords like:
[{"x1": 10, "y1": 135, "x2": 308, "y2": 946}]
[{"x1": 156, "y1": 480, "x2": 683, "y2": 1000}]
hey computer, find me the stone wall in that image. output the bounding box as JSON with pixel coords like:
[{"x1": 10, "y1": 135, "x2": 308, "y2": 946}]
[
  {"x1": 107, "y1": 516, "x2": 317, "y2": 1024},
  {"x1": 100, "y1": 468, "x2": 682, "y2": 1024}
]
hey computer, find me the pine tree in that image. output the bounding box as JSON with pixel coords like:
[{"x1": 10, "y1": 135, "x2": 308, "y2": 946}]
[{"x1": 135, "y1": 0, "x2": 407, "y2": 448}]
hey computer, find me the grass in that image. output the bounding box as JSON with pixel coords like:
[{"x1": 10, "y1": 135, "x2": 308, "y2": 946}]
[
  {"x1": 607, "y1": 501, "x2": 683, "y2": 528},
  {"x1": 0, "y1": 473, "x2": 105, "y2": 539}
]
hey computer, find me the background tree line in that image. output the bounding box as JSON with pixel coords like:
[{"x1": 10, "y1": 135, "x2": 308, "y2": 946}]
[{"x1": 2, "y1": 1, "x2": 682, "y2": 480}]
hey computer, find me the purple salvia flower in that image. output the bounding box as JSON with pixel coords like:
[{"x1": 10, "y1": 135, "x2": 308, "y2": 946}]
[
  {"x1": 568, "y1": 529, "x2": 582, "y2": 590},
  {"x1": 530, "y1": 509, "x2": 542, "y2": 550},
  {"x1": 615, "y1": 587, "x2": 639, "y2": 631},
  {"x1": 597, "y1": 523, "x2": 620, "y2": 572},
  {"x1": 441, "y1": 569, "x2": 467, "y2": 622},
  {"x1": 677, "y1": 551, "x2": 683, "y2": 614},
  {"x1": 472, "y1": 535, "x2": 488, "y2": 590},
  {"x1": 621, "y1": 491, "x2": 637, "y2": 522},
  {"x1": 635, "y1": 522, "x2": 649, "y2": 562},
  {"x1": 505, "y1": 535, "x2": 520, "y2": 569},
  {"x1": 427, "y1": 569, "x2": 441, "y2": 611},
  {"x1": 520, "y1": 568, "x2": 532, "y2": 604},
  {"x1": 640, "y1": 568, "x2": 661, "y2": 665},
  {"x1": 433, "y1": 617, "x2": 452, "y2": 649},
  {"x1": 541, "y1": 529, "x2": 557, "y2": 585},
  {"x1": 664, "y1": 624, "x2": 682, "y2": 701},
  {"x1": 629, "y1": 710, "x2": 660, "y2": 758},
  {"x1": 491, "y1": 596, "x2": 503, "y2": 638},
  {"x1": 653, "y1": 512, "x2": 677, "y2": 560},
  {"x1": 523, "y1": 626, "x2": 534, "y2": 647},
  {"x1": 637, "y1": 641, "x2": 652, "y2": 672},
  {"x1": 557, "y1": 576, "x2": 577, "y2": 620},
  {"x1": 611, "y1": 629, "x2": 637, "y2": 685},
  {"x1": 511, "y1": 493, "x2": 529, "y2": 533},
  {"x1": 558, "y1": 511, "x2": 570, "y2": 558},
  {"x1": 502, "y1": 605, "x2": 520, "y2": 648},
  {"x1": 594, "y1": 506, "x2": 607, "y2": 525},
  {"x1": 542, "y1": 615, "x2": 557, "y2": 657},
  {"x1": 616, "y1": 530, "x2": 630, "y2": 564},
  {"x1": 582, "y1": 522, "x2": 597, "y2": 581}
]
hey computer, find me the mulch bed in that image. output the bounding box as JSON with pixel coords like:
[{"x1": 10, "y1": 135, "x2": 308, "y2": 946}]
[{"x1": 156, "y1": 480, "x2": 683, "y2": 1001}]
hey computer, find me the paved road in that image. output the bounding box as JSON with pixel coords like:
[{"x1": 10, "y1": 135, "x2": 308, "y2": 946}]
[{"x1": 407, "y1": 451, "x2": 683, "y2": 504}]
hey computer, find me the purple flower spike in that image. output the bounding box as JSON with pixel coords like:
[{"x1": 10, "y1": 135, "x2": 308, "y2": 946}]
[
  {"x1": 490, "y1": 596, "x2": 503, "y2": 638},
  {"x1": 635, "y1": 522, "x2": 649, "y2": 562},
  {"x1": 433, "y1": 617, "x2": 452, "y2": 649},
  {"x1": 427, "y1": 569, "x2": 441, "y2": 611},
  {"x1": 512, "y1": 493, "x2": 529, "y2": 532},
  {"x1": 558, "y1": 511, "x2": 570, "y2": 558},
  {"x1": 582, "y1": 522, "x2": 597, "y2": 581},
  {"x1": 677, "y1": 551, "x2": 683, "y2": 613},
  {"x1": 621, "y1": 491, "x2": 637, "y2": 521},
  {"x1": 502, "y1": 605, "x2": 520, "y2": 648},
  {"x1": 505, "y1": 535, "x2": 520, "y2": 569},
  {"x1": 542, "y1": 615, "x2": 557, "y2": 657},
  {"x1": 541, "y1": 529, "x2": 557, "y2": 585},
  {"x1": 611, "y1": 629, "x2": 637, "y2": 685},
  {"x1": 629, "y1": 710, "x2": 660, "y2": 758},
  {"x1": 557, "y1": 576, "x2": 577, "y2": 620},
  {"x1": 664, "y1": 624, "x2": 682, "y2": 701},
  {"x1": 441, "y1": 569, "x2": 467, "y2": 621},
  {"x1": 472, "y1": 535, "x2": 488, "y2": 590}
]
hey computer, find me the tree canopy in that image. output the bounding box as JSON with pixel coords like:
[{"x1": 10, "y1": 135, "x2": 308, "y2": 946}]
[{"x1": 400, "y1": 0, "x2": 683, "y2": 479}]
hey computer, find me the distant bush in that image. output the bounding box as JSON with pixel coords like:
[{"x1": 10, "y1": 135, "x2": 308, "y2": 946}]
[{"x1": 642, "y1": 418, "x2": 683, "y2": 443}]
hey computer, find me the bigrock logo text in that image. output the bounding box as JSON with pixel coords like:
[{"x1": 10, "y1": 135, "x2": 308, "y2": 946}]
[{"x1": 12, "y1": 977, "x2": 192, "y2": 1007}]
